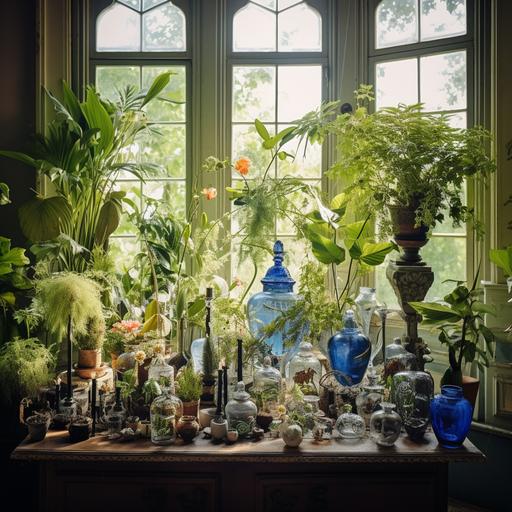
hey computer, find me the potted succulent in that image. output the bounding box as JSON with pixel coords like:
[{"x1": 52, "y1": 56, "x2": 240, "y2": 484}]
[
  {"x1": 26, "y1": 414, "x2": 51, "y2": 442},
  {"x1": 328, "y1": 86, "x2": 495, "y2": 264},
  {"x1": 251, "y1": 386, "x2": 280, "y2": 432},
  {"x1": 410, "y1": 278, "x2": 496, "y2": 407},
  {"x1": 176, "y1": 364, "x2": 202, "y2": 418},
  {"x1": 68, "y1": 415, "x2": 92, "y2": 442}
]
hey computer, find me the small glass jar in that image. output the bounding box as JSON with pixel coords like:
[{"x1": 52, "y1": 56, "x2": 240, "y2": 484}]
[
  {"x1": 335, "y1": 404, "x2": 365, "y2": 439},
  {"x1": 225, "y1": 381, "x2": 258, "y2": 438},
  {"x1": 287, "y1": 341, "x2": 322, "y2": 396},
  {"x1": 356, "y1": 366, "x2": 385, "y2": 426},
  {"x1": 150, "y1": 383, "x2": 179, "y2": 445},
  {"x1": 384, "y1": 337, "x2": 416, "y2": 378},
  {"x1": 370, "y1": 402, "x2": 402, "y2": 447},
  {"x1": 106, "y1": 387, "x2": 126, "y2": 437}
]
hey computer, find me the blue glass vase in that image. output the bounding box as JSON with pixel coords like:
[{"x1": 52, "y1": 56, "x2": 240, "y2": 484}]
[
  {"x1": 247, "y1": 241, "x2": 298, "y2": 357},
  {"x1": 328, "y1": 310, "x2": 371, "y2": 386},
  {"x1": 430, "y1": 385, "x2": 472, "y2": 449}
]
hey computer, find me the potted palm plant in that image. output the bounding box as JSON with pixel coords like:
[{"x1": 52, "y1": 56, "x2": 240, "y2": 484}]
[
  {"x1": 410, "y1": 277, "x2": 496, "y2": 406},
  {"x1": 328, "y1": 86, "x2": 495, "y2": 265}
]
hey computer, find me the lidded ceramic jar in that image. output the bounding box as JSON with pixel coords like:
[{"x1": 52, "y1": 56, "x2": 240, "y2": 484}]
[
  {"x1": 247, "y1": 241, "x2": 298, "y2": 357},
  {"x1": 225, "y1": 381, "x2": 258, "y2": 438},
  {"x1": 287, "y1": 341, "x2": 322, "y2": 395},
  {"x1": 328, "y1": 310, "x2": 371, "y2": 386},
  {"x1": 369, "y1": 402, "x2": 402, "y2": 447},
  {"x1": 335, "y1": 404, "x2": 365, "y2": 439}
]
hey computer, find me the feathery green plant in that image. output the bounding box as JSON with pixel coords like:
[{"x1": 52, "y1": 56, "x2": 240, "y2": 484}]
[{"x1": 176, "y1": 364, "x2": 202, "y2": 402}]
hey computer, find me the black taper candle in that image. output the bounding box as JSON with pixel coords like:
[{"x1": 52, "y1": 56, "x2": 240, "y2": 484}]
[
  {"x1": 55, "y1": 381, "x2": 60, "y2": 413},
  {"x1": 216, "y1": 369, "x2": 223, "y2": 416},
  {"x1": 205, "y1": 287, "x2": 213, "y2": 338},
  {"x1": 66, "y1": 315, "x2": 72, "y2": 399},
  {"x1": 222, "y1": 366, "x2": 228, "y2": 413},
  {"x1": 237, "y1": 339, "x2": 243, "y2": 383},
  {"x1": 91, "y1": 378, "x2": 97, "y2": 436}
]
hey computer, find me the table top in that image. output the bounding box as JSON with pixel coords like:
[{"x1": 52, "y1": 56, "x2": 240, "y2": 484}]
[{"x1": 12, "y1": 430, "x2": 485, "y2": 464}]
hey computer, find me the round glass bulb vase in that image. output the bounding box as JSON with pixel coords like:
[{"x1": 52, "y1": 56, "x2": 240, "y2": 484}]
[
  {"x1": 335, "y1": 404, "x2": 365, "y2": 439},
  {"x1": 392, "y1": 370, "x2": 434, "y2": 441},
  {"x1": 247, "y1": 240, "x2": 298, "y2": 357},
  {"x1": 430, "y1": 385, "x2": 472, "y2": 449},
  {"x1": 369, "y1": 402, "x2": 402, "y2": 447},
  {"x1": 328, "y1": 310, "x2": 371, "y2": 386}
]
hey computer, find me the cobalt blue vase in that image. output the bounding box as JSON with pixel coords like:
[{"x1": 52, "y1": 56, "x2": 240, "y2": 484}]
[
  {"x1": 328, "y1": 310, "x2": 371, "y2": 386},
  {"x1": 430, "y1": 385, "x2": 472, "y2": 449}
]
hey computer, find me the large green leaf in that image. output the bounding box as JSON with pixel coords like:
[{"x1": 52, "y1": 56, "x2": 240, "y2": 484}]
[
  {"x1": 0, "y1": 150, "x2": 36, "y2": 168},
  {"x1": 80, "y1": 88, "x2": 114, "y2": 152},
  {"x1": 18, "y1": 196, "x2": 72, "y2": 241},
  {"x1": 61, "y1": 80, "x2": 82, "y2": 124},
  {"x1": 342, "y1": 220, "x2": 371, "y2": 248},
  {"x1": 255, "y1": 119, "x2": 270, "y2": 141},
  {"x1": 409, "y1": 301, "x2": 462, "y2": 323},
  {"x1": 489, "y1": 247, "x2": 512, "y2": 277},
  {"x1": 0, "y1": 247, "x2": 30, "y2": 269},
  {"x1": 472, "y1": 302, "x2": 496, "y2": 316},
  {"x1": 305, "y1": 225, "x2": 345, "y2": 265},
  {"x1": 0, "y1": 182, "x2": 10, "y2": 205},
  {"x1": 95, "y1": 200, "x2": 121, "y2": 246},
  {"x1": 141, "y1": 72, "x2": 172, "y2": 107},
  {"x1": 359, "y1": 241, "x2": 397, "y2": 266}
]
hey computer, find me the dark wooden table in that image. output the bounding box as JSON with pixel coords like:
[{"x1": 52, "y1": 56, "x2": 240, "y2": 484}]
[{"x1": 12, "y1": 431, "x2": 484, "y2": 512}]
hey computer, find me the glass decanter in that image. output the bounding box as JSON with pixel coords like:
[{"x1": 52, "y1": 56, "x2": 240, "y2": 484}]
[
  {"x1": 355, "y1": 365, "x2": 385, "y2": 426},
  {"x1": 335, "y1": 404, "x2": 365, "y2": 439},
  {"x1": 247, "y1": 241, "x2": 298, "y2": 357},
  {"x1": 354, "y1": 287, "x2": 377, "y2": 338},
  {"x1": 384, "y1": 337, "x2": 416, "y2": 377},
  {"x1": 370, "y1": 402, "x2": 402, "y2": 447},
  {"x1": 287, "y1": 341, "x2": 322, "y2": 396},
  {"x1": 328, "y1": 309, "x2": 371, "y2": 386},
  {"x1": 225, "y1": 381, "x2": 258, "y2": 438},
  {"x1": 150, "y1": 378, "x2": 180, "y2": 445},
  {"x1": 106, "y1": 386, "x2": 126, "y2": 437}
]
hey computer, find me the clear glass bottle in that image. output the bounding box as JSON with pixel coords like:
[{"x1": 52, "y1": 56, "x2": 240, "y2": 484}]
[
  {"x1": 384, "y1": 337, "x2": 416, "y2": 377},
  {"x1": 148, "y1": 352, "x2": 174, "y2": 384},
  {"x1": 356, "y1": 365, "x2": 385, "y2": 426},
  {"x1": 190, "y1": 287, "x2": 213, "y2": 373},
  {"x1": 354, "y1": 287, "x2": 377, "y2": 338},
  {"x1": 370, "y1": 402, "x2": 402, "y2": 447},
  {"x1": 150, "y1": 378, "x2": 180, "y2": 445},
  {"x1": 287, "y1": 341, "x2": 322, "y2": 395},
  {"x1": 106, "y1": 386, "x2": 126, "y2": 437},
  {"x1": 225, "y1": 381, "x2": 258, "y2": 438},
  {"x1": 335, "y1": 404, "x2": 365, "y2": 439},
  {"x1": 328, "y1": 310, "x2": 371, "y2": 386},
  {"x1": 247, "y1": 241, "x2": 298, "y2": 357}
]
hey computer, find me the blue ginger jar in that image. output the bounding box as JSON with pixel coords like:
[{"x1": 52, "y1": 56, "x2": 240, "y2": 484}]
[
  {"x1": 328, "y1": 309, "x2": 371, "y2": 386},
  {"x1": 247, "y1": 241, "x2": 298, "y2": 357},
  {"x1": 430, "y1": 385, "x2": 472, "y2": 449}
]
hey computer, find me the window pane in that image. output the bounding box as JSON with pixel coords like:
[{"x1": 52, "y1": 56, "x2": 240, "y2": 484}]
[
  {"x1": 109, "y1": 238, "x2": 140, "y2": 270},
  {"x1": 278, "y1": 65, "x2": 322, "y2": 121},
  {"x1": 277, "y1": 125, "x2": 321, "y2": 178},
  {"x1": 376, "y1": 0, "x2": 418, "y2": 49},
  {"x1": 232, "y1": 124, "x2": 275, "y2": 179},
  {"x1": 233, "y1": 3, "x2": 276, "y2": 52},
  {"x1": 420, "y1": 51, "x2": 466, "y2": 111},
  {"x1": 143, "y1": 0, "x2": 167, "y2": 10},
  {"x1": 96, "y1": 66, "x2": 140, "y2": 101},
  {"x1": 446, "y1": 111, "x2": 467, "y2": 129},
  {"x1": 233, "y1": 66, "x2": 276, "y2": 122},
  {"x1": 141, "y1": 125, "x2": 186, "y2": 178},
  {"x1": 119, "y1": 0, "x2": 140, "y2": 11},
  {"x1": 97, "y1": 3, "x2": 141, "y2": 52},
  {"x1": 276, "y1": 182, "x2": 320, "y2": 234},
  {"x1": 142, "y1": 2, "x2": 186, "y2": 51},
  {"x1": 143, "y1": 181, "x2": 186, "y2": 218},
  {"x1": 114, "y1": 181, "x2": 142, "y2": 235},
  {"x1": 278, "y1": 0, "x2": 301, "y2": 10},
  {"x1": 142, "y1": 66, "x2": 186, "y2": 122},
  {"x1": 278, "y1": 3, "x2": 322, "y2": 52},
  {"x1": 421, "y1": 0, "x2": 466, "y2": 41},
  {"x1": 376, "y1": 59, "x2": 418, "y2": 108},
  {"x1": 255, "y1": 0, "x2": 276, "y2": 9}
]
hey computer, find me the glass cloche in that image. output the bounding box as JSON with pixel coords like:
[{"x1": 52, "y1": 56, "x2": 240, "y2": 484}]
[
  {"x1": 225, "y1": 381, "x2": 258, "y2": 438},
  {"x1": 287, "y1": 341, "x2": 322, "y2": 396},
  {"x1": 247, "y1": 241, "x2": 298, "y2": 357},
  {"x1": 254, "y1": 356, "x2": 282, "y2": 391}
]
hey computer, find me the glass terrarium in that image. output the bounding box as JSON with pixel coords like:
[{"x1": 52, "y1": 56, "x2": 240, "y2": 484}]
[
  {"x1": 287, "y1": 341, "x2": 322, "y2": 396},
  {"x1": 247, "y1": 240, "x2": 298, "y2": 357},
  {"x1": 355, "y1": 366, "x2": 385, "y2": 426},
  {"x1": 225, "y1": 381, "x2": 258, "y2": 438},
  {"x1": 150, "y1": 380, "x2": 180, "y2": 445},
  {"x1": 335, "y1": 404, "x2": 365, "y2": 439},
  {"x1": 254, "y1": 356, "x2": 282, "y2": 391}
]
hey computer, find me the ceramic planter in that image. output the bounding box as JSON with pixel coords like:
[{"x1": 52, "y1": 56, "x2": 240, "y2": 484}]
[
  {"x1": 176, "y1": 415, "x2": 200, "y2": 443},
  {"x1": 77, "y1": 349, "x2": 106, "y2": 379},
  {"x1": 68, "y1": 416, "x2": 92, "y2": 442},
  {"x1": 256, "y1": 413, "x2": 273, "y2": 432},
  {"x1": 388, "y1": 204, "x2": 429, "y2": 266},
  {"x1": 210, "y1": 418, "x2": 228, "y2": 441},
  {"x1": 198, "y1": 407, "x2": 217, "y2": 429},
  {"x1": 26, "y1": 415, "x2": 50, "y2": 442},
  {"x1": 182, "y1": 400, "x2": 200, "y2": 418}
]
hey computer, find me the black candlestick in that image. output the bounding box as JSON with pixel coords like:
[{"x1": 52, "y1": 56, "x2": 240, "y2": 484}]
[
  {"x1": 91, "y1": 378, "x2": 97, "y2": 436},
  {"x1": 66, "y1": 315, "x2": 72, "y2": 399},
  {"x1": 216, "y1": 369, "x2": 223, "y2": 417},
  {"x1": 205, "y1": 287, "x2": 213, "y2": 338},
  {"x1": 237, "y1": 339, "x2": 243, "y2": 383},
  {"x1": 222, "y1": 366, "x2": 228, "y2": 413},
  {"x1": 55, "y1": 381, "x2": 61, "y2": 413}
]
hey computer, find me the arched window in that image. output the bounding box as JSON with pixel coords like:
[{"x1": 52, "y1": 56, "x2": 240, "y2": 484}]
[
  {"x1": 229, "y1": 0, "x2": 328, "y2": 282},
  {"x1": 91, "y1": 0, "x2": 190, "y2": 270},
  {"x1": 370, "y1": 0, "x2": 472, "y2": 305}
]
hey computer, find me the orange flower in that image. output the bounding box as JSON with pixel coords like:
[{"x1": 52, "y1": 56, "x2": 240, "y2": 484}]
[
  {"x1": 235, "y1": 157, "x2": 250, "y2": 176},
  {"x1": 201, "y1": 187, "x2": 217, "y2": 200}
]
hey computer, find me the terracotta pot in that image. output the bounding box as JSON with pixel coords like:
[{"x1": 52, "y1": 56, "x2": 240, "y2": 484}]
[
  {"x1": 26, "y1": 415, "x2": 50, "y2": 442},
  {"x1": 110, "y1": 353, "x2": 119, "y2": 370},
  {"x1": 462, "y1": 375, "x2": 480, "y2": 409},
  {"x1": 389, "y1": 205, "x2": 429, "y2": 266},
  {"x1": 256, "y1": 414, "x2": 273, "y2": 432},
  {"x1": 176, "y1": 415, "x2": 200, "y2": 442},
  {"x1": 182, "y1": 400, "x2": 200, "y2": 418},
  {"x1": 77, "y1": 349, "x2": 106, "y2": 378}
]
